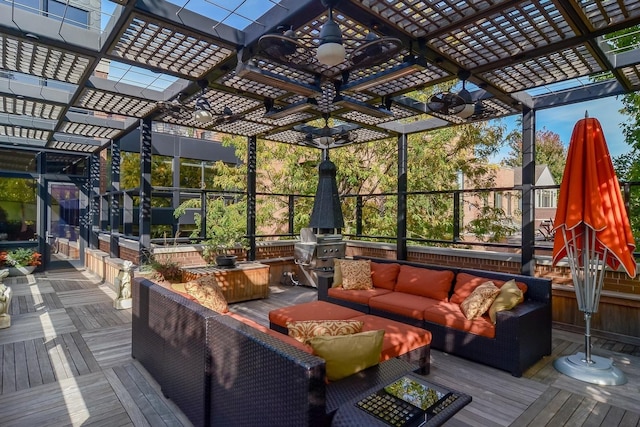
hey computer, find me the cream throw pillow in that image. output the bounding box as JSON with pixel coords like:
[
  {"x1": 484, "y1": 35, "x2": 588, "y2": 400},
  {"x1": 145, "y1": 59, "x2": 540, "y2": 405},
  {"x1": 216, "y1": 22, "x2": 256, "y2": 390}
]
[
  {"x1": 460, "y1": 281, "x2": 500, "y2": 320},
  {"x1": 488, "y1": 279, "x2": 524, "y2": 324}
]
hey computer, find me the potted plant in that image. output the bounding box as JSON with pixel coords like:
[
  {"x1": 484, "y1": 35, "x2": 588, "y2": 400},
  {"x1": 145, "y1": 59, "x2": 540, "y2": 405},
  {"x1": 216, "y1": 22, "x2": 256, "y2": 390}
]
[
  {"x1": 174, "y1": 197, "x2": 247, "y2": 268},
  {"x1": 0, "y1": 248, "x2": 41, "y2": 276}
]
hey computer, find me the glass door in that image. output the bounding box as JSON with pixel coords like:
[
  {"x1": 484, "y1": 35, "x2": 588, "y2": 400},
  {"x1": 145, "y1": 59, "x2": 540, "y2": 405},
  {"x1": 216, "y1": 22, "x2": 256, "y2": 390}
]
[{"x1": 47, "y1": 182, "x2": 80, "y2": 264}]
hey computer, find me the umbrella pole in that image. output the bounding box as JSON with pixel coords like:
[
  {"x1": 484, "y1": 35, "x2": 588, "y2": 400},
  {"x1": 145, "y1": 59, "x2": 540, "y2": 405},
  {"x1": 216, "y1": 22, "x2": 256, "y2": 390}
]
[{"x1": 583, "y1": 312, "x2": 593, "y2": 364}]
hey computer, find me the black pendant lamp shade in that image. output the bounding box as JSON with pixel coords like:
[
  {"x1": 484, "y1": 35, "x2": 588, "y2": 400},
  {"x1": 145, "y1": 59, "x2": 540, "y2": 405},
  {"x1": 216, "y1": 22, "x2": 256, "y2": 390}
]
[{"x1": 309, "y1": 159, "x2": 344, "y2": 231}]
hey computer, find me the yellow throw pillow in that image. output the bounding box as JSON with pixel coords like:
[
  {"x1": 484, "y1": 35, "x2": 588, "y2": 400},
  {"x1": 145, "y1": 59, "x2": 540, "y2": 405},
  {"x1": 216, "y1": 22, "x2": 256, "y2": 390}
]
[
  {"x1": 332, "y1": 259, "x2": 343, "y2": 288},
  {"x1": 308, "y1": 330, "x2": 385, "y2": 381},
  {"x1": 185, "y1": 277, "x2": 228, "y2": 313},
  {"x1": 340, "y1": 259, "x2": 373, "y2": 290},
  {"x1": 460, "y1": 281, "x2": 500, "y2": 320},
  {"x1": 286, "y1": 319, "x2": 364, "y2": 343},
  {"x1": 489, "y1": 279, "x2": 524, "y2": 324}
]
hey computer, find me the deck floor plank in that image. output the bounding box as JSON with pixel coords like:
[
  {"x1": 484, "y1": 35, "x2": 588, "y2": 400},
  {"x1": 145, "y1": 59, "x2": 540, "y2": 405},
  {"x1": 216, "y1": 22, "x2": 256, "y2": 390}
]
[
  {"x1": 34, "y1": 336, "x2": 56, "y2": 384},
  {"x1": 1, "y1": 343, "x2": 17, "y2": 394},
  {"x1": 24, "y1": 338, "x2": 44, "y2": 388},
  {"x1": 0, "y1": 269, "x2": 639, "y2": 426}
]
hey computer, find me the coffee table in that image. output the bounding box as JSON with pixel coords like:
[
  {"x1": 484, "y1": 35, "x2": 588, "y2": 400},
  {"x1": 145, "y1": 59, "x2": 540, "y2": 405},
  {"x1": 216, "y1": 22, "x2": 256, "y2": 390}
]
[{"x1": 332, "y1": 372, "x2": 471, "y2": 427}]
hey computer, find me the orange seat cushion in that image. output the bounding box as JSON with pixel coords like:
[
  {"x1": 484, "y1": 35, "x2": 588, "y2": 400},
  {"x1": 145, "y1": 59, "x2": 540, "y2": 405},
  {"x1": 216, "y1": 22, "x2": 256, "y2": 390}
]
[
  {"x1": 228, "y1": 312, "x2": 311, "y2": 353},
  {"x1": 423, "y1": 302, "x2": 496, "y2": 338},
  {"x1": 394, "y1": 265, "x2": 454, "y2": 301},
  {"x1": 370, "y1": 262, "x2": 401, "y2": 290},
  {"x1": 450, "y1": 273, "x2": 528, "y2": 305},
  {"x1": 351, "y1": 314, "x2": 432, "y2": 361},
  {"x1": 268, "y1": 300, "x2": 362, "y2": 329},
  {"x1": 368, "y1": 292, "x2": 441, "y2": 320},
  {"x1": 328, "y1": 286, "x2": 392, "y2": 305}
]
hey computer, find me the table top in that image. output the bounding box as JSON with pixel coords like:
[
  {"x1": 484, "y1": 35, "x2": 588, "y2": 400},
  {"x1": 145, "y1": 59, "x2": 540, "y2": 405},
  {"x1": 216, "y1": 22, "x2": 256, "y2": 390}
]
[
  {"x1": 332, "y1": 372, "x2": 472, "y2": 427},
  {"x1": 183, "y1": 262, "x2": 269, "y2": 274}
]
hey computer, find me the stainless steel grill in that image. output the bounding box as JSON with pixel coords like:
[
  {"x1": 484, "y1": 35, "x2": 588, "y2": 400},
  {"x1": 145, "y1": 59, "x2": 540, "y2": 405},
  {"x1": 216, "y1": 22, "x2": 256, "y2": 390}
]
[{"x1": 294, "y1": 228, "x2": 345, "y2": 287}]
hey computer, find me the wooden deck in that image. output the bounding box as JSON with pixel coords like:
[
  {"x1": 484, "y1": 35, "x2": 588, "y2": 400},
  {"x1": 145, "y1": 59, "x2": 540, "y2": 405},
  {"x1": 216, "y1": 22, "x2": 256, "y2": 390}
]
[{"x1": 0, "y1": 267, "x2": 638, "y2": 426}]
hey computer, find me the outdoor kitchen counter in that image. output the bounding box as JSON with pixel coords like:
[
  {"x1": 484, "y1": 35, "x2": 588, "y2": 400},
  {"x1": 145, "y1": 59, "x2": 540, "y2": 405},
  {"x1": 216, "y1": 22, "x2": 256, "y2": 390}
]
[{"x1": 181, "y1": 262, "x2": 270, "y2": 303}]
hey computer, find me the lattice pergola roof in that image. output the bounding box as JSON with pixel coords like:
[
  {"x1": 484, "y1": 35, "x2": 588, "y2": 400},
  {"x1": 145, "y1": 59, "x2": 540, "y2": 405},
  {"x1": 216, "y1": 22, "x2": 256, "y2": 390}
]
[{"x1": 1, "y1": 0, "x2": 640, "y2": 158}]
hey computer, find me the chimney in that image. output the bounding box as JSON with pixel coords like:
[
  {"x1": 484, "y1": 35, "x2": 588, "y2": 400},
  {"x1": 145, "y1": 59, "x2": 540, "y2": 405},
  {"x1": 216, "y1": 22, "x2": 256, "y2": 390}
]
[{"x1": 309, "y1": 157, "x2": 344, "y2": 233}]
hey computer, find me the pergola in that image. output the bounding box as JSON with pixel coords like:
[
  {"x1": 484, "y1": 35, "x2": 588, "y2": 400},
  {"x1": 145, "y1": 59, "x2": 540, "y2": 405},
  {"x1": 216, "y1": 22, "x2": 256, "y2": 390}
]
[{"x1": 2, "y1": 0, "x2": 640, "y2": 272}]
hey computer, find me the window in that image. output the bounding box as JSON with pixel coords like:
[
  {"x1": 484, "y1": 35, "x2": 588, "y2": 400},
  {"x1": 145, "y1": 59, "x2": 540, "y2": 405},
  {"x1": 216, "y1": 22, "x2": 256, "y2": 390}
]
[
  {"x1": 493, "y1": 192, "x2": 502, "y2": 209},
  {"x1": 47, "y1": 0, "x2": 89, "y2": 29},
  {"x1": 9, "y1": 0, "x2": 89, "y2": 29},
  {"x1": 0, "y1": 176, "x2": 38, "y2": 241},
  {"x1": 536, "y1": 189, "x2": 557, "y2": 208}
]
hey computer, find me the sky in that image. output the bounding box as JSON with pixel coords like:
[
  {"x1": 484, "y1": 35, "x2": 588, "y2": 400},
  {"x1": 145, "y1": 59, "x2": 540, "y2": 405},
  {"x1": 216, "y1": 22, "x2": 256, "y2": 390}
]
[{"x1": 489, "y1": 95, "x2": 631, "y2": 163}]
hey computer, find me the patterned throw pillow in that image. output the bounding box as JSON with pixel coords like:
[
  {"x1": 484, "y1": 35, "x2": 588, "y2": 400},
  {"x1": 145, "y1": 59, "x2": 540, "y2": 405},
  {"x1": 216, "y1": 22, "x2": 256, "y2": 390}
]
[
  {"x1": 460, "y1": 281, "x2": 500, "y2": 320},
  {"x1": 185, "y1": 276, "x2": 229, "y2": 313},
  {"x1": 340, "y1": 259, "x2": 373, "y2": 290},
  {"x1": 286, "y1": 319, "x2": 364, "y2": 343},
  {"x1": 488, "y1": 279, "x2": 524, "y2": 324}
]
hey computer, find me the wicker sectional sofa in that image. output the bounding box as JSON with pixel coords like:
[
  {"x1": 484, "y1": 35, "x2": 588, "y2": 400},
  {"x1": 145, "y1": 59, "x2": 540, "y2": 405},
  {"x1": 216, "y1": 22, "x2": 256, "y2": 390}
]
[
  {"x1": 131, "y1": 277, "x2": 429, "y2": 427},
  {"x1": 317, "y1": 257, "x2": 552, "y2": 377}
]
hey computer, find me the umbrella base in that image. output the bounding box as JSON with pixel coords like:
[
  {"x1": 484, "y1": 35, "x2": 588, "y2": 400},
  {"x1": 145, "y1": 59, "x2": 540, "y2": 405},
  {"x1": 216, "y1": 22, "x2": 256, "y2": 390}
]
[{"x1": 554, "y1": 352, "x2": 627, "y2": 385}]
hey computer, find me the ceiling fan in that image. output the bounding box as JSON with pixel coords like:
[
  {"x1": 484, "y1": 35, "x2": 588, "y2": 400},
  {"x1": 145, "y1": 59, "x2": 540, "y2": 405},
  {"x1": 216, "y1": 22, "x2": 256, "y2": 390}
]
[
  {"x1": 427, "y1": 70, "x2": 475, "y2": 119},
  {"x1": 294, "y1": 113, "x2": 359, "y2": 147},
  {"x1": 257, "y1": 0, "x2": 402, "y2": 71},
  {"x1": 156, "y1": 79, "x2": 244, "y2": 126}
]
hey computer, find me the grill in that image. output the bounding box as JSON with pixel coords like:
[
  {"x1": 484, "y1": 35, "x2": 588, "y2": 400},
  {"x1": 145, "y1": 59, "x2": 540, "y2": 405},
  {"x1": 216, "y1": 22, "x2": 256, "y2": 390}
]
[
  {"x1": 294, "y1": 228, "x2": 345, "y2": 287},
  {"x1": 292, "y1": 156, "x2": 346, "y2": 287}
]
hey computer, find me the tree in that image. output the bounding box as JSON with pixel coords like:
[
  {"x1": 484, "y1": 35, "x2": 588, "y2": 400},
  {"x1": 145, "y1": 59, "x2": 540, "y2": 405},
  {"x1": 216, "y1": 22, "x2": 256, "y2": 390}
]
[
  {"x1": 604, "y1": 26, "x2": 640, "y2": 243},
  {"x1": 197, "y1": 112, "x2": 508, "y2": 243},
  {"x1": 501, "y1": 126, "x2": 567, "y2": 184}
]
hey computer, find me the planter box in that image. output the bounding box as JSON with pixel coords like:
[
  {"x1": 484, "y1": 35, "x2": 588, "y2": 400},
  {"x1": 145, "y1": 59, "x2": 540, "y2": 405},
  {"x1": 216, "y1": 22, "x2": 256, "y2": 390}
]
[
  {"x1": 181, "y1": 262, "x2": 270, "y2": 303},
  {"x1": 7, "y1": 266, "x2": 36, "y2": 276}
]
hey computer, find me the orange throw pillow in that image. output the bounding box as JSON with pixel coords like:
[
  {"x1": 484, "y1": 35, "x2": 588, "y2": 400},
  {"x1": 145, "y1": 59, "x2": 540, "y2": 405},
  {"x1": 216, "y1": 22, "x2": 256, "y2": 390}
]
[
  {"x1": 370, "y1": 262, "x2": 401, "y2": 290},
  {"x1": 395, "y1": 265, "x2": 454, "y2": 301}
]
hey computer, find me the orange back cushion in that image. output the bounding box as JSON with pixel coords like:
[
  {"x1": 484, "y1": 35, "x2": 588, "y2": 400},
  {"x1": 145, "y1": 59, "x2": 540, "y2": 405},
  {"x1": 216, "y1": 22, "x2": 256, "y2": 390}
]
[
  {"x1": 394, "y1": 265, "x2": 454, "y2": 301},
  {"x1": 370, "y1": 262, "x2": 401, "y2": 290},
  {"x1": 450, "y1": 272, "x2": 528, "y2": 305}
]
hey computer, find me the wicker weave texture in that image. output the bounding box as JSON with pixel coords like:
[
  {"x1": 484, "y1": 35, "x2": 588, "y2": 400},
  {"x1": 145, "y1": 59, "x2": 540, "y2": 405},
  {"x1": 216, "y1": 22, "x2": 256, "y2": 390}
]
[
  {"x1": 208, "y1": 314, "x2": 328, "y2": 426},
  {"x1": 159, "y1": 290, "x2": 217, "y2": 427},
  {"x1": 131, "y1": 278, "x2": 166, "y2": 382}
]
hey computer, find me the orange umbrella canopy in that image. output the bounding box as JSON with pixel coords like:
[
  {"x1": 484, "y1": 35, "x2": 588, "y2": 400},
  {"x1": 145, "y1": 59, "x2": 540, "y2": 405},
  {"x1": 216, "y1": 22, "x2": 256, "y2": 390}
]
[{"x1": 552, "y1": 117, "x2": 636, "y2": 278}]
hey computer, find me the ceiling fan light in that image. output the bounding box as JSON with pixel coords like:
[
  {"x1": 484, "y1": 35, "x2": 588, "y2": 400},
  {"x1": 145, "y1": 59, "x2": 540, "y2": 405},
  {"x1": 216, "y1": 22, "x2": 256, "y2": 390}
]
[
  {"x1": 194, "y1": 108, "x2": 213, "y2": 123},
  {"x1": 457, "y1": 103, "x2": 475, "y2": 119},
  {"x1": 317, "y1": 42, "x2": 345, "y2": 66},
  {"x1": 318, "y1": 135, "x2": 334, "y2": 145},
  {"x1": 317, "y1": 18, "x2": 345, "y2": 66}
]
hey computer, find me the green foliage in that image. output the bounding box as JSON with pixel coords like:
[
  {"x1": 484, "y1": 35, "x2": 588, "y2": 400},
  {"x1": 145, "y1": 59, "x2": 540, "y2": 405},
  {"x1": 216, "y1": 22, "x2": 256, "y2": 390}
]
[
  {"x1": 465, "y1": 206, "x2": 519, "y2": 243},
  {"x1": 606, "y1": 26, "x2": 640, "y2": 245},
  {"x1": 210, "y1": 115, "x2": 509, "y2": 242},
  {"x1": 146, "y1": 255, "x2": 182, "y2": 282},
  {"x1": 0, "y1": 248, "x2": 41, "y2": 267},
  {"x1": 501, "y1": 126, "x2": 567, "y2": 184},
  {"x1": 174, "y1": 196, "x2": 247, "y2": 262}
]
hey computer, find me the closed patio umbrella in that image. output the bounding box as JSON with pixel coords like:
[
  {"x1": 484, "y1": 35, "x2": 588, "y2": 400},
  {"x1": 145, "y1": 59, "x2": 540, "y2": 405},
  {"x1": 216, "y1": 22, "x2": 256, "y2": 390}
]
[{"x1": 552, "y1": 114, "x2": 636, "y2": 385}]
